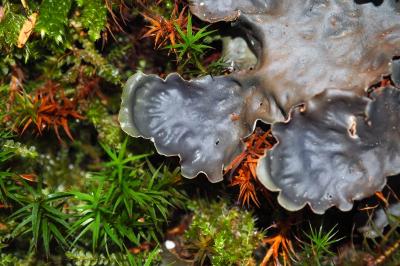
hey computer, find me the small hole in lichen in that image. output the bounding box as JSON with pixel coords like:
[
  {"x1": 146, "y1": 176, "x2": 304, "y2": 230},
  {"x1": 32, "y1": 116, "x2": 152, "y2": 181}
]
[
  {"x1": 348, "y1": 116, "x2": 358, "y2": 138},
  {"x1": 299, "y1": 104, "x2": 306, "y2": 113},
  {"x1": 215, "y1": 140, "x2": 220, "y2": 145}
]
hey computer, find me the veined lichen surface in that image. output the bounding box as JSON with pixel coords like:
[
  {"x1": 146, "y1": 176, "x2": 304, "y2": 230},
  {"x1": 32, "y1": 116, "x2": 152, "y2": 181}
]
[{"x1": 119, "y1": 0, "x2": 400, "y2": 214}]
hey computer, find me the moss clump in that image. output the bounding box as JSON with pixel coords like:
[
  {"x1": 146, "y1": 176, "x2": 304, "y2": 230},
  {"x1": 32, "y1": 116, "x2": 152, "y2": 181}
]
[
  {"x1": 184, "y1": 200, "x2": 263, "y2": 266},
  {"x1": 86, "y1": 100, "x2": 121, "y2": 149},
  {"x1": 66, "y1": 247, "x2": 161, "y2": 266}
]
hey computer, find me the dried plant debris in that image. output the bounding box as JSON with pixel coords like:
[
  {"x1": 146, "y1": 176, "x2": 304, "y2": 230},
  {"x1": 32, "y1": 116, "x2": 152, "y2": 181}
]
[
  {"x1": 119, "y1": 0, "x2": 400, "y2": 212},
  {"x1": 359, "y1": 202, "x2": 400, "y2": 238},
  {"x1": 221, "y1": 37, "x2": 257, "y2": 71},
  {"x1": 17, "y1": 12, "x2": 38, "y2": 48},
  {"x1": 257, "y1": 86, "x2": 400, "y2": 214}
]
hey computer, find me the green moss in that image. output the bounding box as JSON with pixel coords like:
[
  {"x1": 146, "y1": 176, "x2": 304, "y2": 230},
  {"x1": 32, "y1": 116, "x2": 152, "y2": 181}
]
[
  {"x1": 0, "y1": 6, "x2": 25, "y2": 49},
  {"x1": 1, "y1": 140, "x2": 38, "y2": 159},
  {"x1": 66, "y1": 247, "x2": 161, "y2": 266},
  {"x1": 36, "y1": 0, "x2": 72, "y2": 43},
  {"x1": 86, "y1": 100, "x2": 121, "y2": 148},
  {"x1": 0, "y1": 253, "x2": 39, "y2": 266},
  {"x1": 76, "y1": 0, "x2": 107, "y2": 41},
  {"x1": 184, "y1": 200, "x2": 263, "y2": 266},
  {"x1": 79, "y1": 39, "x2": 122, "y2": 85}
]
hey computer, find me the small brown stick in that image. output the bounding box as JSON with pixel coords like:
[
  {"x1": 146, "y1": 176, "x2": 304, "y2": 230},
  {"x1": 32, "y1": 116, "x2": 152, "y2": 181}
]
[{"x1": 375, "y1": 238, "x2": 400, "y2": 265}]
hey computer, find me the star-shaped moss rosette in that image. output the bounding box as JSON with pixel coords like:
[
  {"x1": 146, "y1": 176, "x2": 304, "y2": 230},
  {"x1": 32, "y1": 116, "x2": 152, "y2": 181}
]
[{"x1": 119, "y1": 0, "x2": 400, "y2": 213}]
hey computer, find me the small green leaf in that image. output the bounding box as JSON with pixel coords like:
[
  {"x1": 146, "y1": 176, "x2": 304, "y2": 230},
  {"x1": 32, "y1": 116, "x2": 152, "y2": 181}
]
[
  {"x1": 49, "y1": 222, "x2": 68, "y2": 246},
  {"x1": 144, "y1": 246, "x2": 160, "y2": 266},
  {"x1": 92, "y1": 212, "x2": 101, "y2": 251},
  {"x1": 32, "y1": 202, "x2": 41, "y2": 244},
  {"x1": 104, "y1": 223, "x2": 122, "y2": 249},
  {"x1": 42, "y1": 217, "x2": 50, "y2": 256}
]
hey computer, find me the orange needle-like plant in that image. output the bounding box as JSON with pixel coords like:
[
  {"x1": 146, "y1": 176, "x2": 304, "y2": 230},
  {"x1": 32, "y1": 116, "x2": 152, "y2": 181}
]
[
  {"x1": 262, "y1": 234, "x2": 296, "y2": 266},
  {"x1": 141, "y1": 4, "x2": 187, "y2": 49},
  {"x1": 9, "y1": 81, "x2": 84, "y2": 142},
  {"x1": 374, "y1": 191, "x2": 389, "y2": 207},
  {"x1": 226, "y1": 128, "x2": 274, "y2": 207},
  {"x1": 261, "y1": 221, "x2": 298, "y2": 266}
]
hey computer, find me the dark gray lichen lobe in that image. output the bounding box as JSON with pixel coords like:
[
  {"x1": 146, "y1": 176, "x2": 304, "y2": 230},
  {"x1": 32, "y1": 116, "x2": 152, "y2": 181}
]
[
  {"x1": 119, "y1": 0, "x2": 400, "y2": 213},
  {"x1": 120, "y1": 73, "x2": 253, "y2": 182},
  {"x1": 257, "y1": 87, "x2": 400, "y2": 214},
  {"x1": 194, "y1": 0, "x2": 400, "y2": 111}
]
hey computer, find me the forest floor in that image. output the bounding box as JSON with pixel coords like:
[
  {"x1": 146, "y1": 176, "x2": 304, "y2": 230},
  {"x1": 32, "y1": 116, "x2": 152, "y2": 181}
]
[{"x1": 0, "y1": 0, "x2": 399, "y2": 265}]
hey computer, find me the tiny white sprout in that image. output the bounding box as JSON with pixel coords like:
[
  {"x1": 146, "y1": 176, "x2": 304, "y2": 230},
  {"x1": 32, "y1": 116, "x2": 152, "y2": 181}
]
[{"x1": 164, "y1": 240, "x2": 176, "y2": 250}]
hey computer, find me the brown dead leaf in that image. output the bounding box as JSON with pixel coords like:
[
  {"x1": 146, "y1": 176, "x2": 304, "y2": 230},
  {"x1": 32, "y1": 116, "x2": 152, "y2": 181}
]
[
  {"x1": 17, "y1": 12, "x2": 38, "y2": 48},
  {"x1": 19, "y1": 173, "x2": 38, "y2": 182},
  {"x1": 20, "y1": 0, "x2": 29, "y2": 9},
  {"x1": 0, "y1": 6, "x2": 5, "y2": 23}
]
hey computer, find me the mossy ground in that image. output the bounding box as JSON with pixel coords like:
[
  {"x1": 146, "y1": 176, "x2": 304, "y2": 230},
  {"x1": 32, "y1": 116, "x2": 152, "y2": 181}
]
[{"x1": 0, "y1": 1, "x2": 399, "y2": 265}]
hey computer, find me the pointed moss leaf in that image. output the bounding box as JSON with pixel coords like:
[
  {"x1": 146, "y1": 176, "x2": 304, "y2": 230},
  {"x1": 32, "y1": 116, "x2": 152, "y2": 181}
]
[
  {"x1": 144, "y1": 247, "x2": 160, "y2": 266},
  {"x1": 49, "y1": 222, "x2": 68, "y2": 246},
  {"x1": 42, "y1": 218, "x2": 50, "y2": 256}
]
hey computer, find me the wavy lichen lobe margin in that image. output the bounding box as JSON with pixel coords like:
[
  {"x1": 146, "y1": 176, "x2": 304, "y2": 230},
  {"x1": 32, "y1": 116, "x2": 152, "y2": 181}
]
[
  {"x1": 257, "y1": 86, "x2": 400, "y2": 214},
  {"x1": 119, "y1": 73, "x2": 143, "y2": 138},
  {"x1": 118, "y1": 72, "x2": 266, "y2": 182},
  {"x1": 119, "y1": 0, "x2": 400, "y2": 213}
]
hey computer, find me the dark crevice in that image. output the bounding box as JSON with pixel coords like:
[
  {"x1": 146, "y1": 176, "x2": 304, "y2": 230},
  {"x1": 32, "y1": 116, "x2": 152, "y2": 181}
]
[{"x1": 354, "y1": 0, "x2": 384, "y2": 6}]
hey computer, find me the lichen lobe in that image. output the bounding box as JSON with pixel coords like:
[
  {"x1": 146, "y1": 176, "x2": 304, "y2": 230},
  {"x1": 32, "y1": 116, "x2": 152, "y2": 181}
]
[
  {"x1": 119, "y1": 72, "x2": 261, "y2": 182},
  {"x1": 192, "y1": 0, "x2": 400, "y2": 112},
  {"x1": 257, "y1": 87, "x2": 400, "y2": 214},
  {"x1": 119, "y1": 0, "x2": 400, "y2": 213}
]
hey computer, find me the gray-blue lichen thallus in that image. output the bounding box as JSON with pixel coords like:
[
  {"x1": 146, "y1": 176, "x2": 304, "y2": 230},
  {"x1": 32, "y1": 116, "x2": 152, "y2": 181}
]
[{"x1": 119, "y1": 0, "x2": 400, "y2": 214}]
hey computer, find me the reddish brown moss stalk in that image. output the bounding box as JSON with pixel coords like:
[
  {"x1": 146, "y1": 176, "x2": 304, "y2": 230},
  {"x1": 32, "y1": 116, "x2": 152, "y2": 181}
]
[{"x1": 225, "y1": 128, "x2": 274, "y2": 208}]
